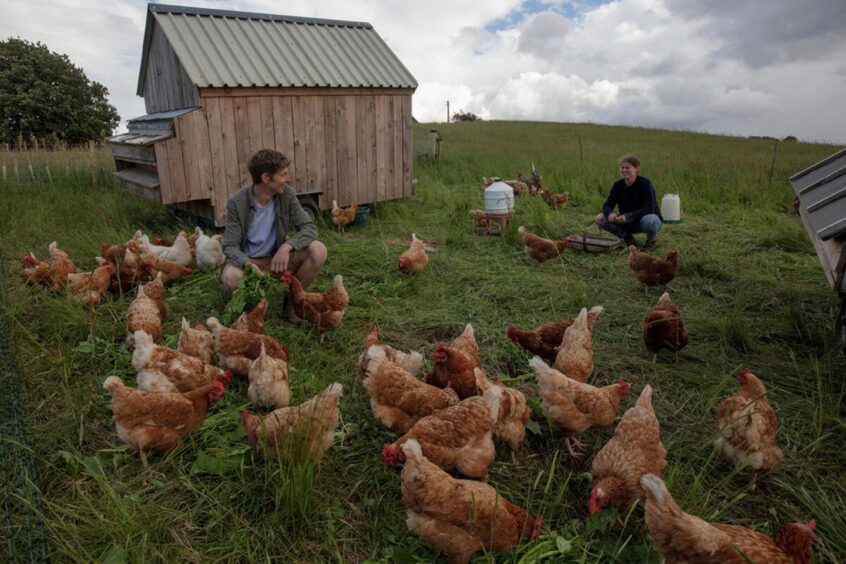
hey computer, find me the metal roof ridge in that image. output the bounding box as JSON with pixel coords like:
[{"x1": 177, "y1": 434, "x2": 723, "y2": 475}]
[
  {"x1": 790, "y1": 146, "x2": 846, "y2": 181},
  {"x1": 148, "y1": 3, "x2": 373, "y2": 29}
]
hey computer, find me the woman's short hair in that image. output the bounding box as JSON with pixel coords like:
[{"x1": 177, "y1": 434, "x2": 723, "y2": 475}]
[
  {"x1": 619, "y1": 155, "x2": 641, "y2": 168},
  {"x1": 248, "y1": 149, "x2": 290, "y2": 184}
]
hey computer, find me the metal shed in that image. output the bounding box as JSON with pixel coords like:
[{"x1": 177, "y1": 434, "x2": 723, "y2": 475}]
[
  {"x1": 791, "y1": 147, "x2": 846, "y2": 341},
  {"x1": 109, "y1": 3, "x2": 418, "y2": 226},
  {"x1": 791, "y1": 147, "x2": 846, "y2": 290}
]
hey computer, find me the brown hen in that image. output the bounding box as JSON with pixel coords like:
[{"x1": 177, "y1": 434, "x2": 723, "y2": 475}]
[
  {"x1": 641, "y1": 473, "x2": 815, "y2": 563},
  {"x1": 281, "y1": 272, "x2": 349, "y2": 342},
  {"x1": 247, "y1": 342, "x2": 290, "y2": 410},
  {"x1": 21, "y1": 251, "x2": 51, "y2": 286},
  {"x1": 363, "y1": 344, "x2": 460, "y2": 434},
  {"x1": 177, "y1": 318, "x2": 215, "y2": 365},
  {"x1": 553, "y1": 307, "x2": 594, "y2": 383},
  {"x1": 530, "y1": 356, "x2": 629, "y2": 457},
  {"x1": 589, "y1": 385, "x2": 668, "y2": 515},
  {"x1": 66, "y1": 261, "x2": 114, "y2": 310},
  {"x1": 507, "y1": 305, "x2": 604, "y2": 363},
  {"x1": 206, "y1": 316, "x2": 289, "y2": 377},
  {"x1": 400, "y1": 439, "x2": 543, "y2": 564},
  {"x1": 47, "y1": 241, "x2": 76, "y2": 290},
  {"x1": 643, "y1": 292, "x2": 688, "y2": 361},
  {"x1": 331, "y1": 199, "x2": 357, "y2": 232},
  {"x1": 357, "y1": 324, "x2": 423, "y2": 377},
  {"x1": 125, "y1": 275, "x2": 167, "y2": 344},
  {"x1": 628, "y1": 245, "x2": 678, "y2": 289},
  {"x1": 475, "y1": 369, "x2": 531, "y2": 459},
  {"x1": 242, "y1": 383, "x2": 342, "y2": 464},
  {"x1": 383, "y1": 387, "x2": 501, "y2": 478},
  {"x1": 132, "y1": 329, "x2": 231, "y2": 393},
  {"x1": 103, "y1": 375, "x2": 226, "y2": 466},
  {"x1": 715, "y1": 369, "x2": 783, "y2": 471},
  {"x1": 398, "y1": 233, "x2": 429, "y2": 274},
  {"x1": 518, "y1": 225, "x2": 570, "y2": 264},
  {"x1": 230, "y1": 298, "x2": 267, "y2": 334}
]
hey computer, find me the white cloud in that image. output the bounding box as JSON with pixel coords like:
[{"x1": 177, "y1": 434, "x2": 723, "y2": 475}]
[
  {"x1": 0, "y1": 0, "x2": 844, "y2": 142},
  {"x1": 488, "y1": 72, "x2": 619, "y2": 121}
]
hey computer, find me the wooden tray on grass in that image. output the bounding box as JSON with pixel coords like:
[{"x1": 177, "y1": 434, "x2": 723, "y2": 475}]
[{"x1": 566, "y1": 234, "x2": 621, "y2": 253}]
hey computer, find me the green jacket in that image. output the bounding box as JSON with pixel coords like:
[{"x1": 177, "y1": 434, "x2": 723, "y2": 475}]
[{"x1": 222, "y1": 184, "x2": 318, "y2": 268}]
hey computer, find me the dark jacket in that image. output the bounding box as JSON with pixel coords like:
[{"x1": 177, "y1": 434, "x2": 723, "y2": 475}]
[
  {"x1": 222, "y1": 184, "x2": 318, "y2": 268},
  {"x1": 602, "y1": 175, "x2": 661, "y2": 224}
]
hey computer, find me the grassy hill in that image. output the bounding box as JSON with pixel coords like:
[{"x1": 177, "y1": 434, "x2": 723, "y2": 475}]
[{"x1": 0, "y1": 121, "x2": 843, "y2": 562}]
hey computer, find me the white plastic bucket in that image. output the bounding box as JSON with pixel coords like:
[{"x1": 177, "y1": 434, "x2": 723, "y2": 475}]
[{"x1": 661, "y1": 194, "x2": 681, "y2": 223}]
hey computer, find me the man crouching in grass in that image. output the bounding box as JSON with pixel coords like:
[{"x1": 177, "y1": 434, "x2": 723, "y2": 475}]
[{"x1": 221, "y1": 148, "x2": 327, "y2": 324}]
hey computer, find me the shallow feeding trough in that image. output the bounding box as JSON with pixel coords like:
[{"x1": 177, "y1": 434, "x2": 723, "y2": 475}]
[{"x1": 565, "y1": 233, "x2": 621, "y2": 253}]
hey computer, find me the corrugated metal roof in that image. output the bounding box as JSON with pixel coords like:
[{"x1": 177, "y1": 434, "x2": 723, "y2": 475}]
[
  {"x1": 791, "y1": 147, "x2": 846, "y2": 240},
  {"x1": 137, "y1": 4, "x2": 417, "y2": 94}
]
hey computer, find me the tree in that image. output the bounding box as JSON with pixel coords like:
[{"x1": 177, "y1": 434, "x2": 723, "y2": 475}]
[
  {"x1": 0, "y1": 38, "x2": 119, "y2": 146},
  {"x1": 452, "y1": 110, "x2": 481, "y2": 122}
]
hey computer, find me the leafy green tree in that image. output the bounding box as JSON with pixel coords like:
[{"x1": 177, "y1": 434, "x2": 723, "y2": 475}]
[{"x1": 0, "y1": 38, "x2": 119, "y2": 146}]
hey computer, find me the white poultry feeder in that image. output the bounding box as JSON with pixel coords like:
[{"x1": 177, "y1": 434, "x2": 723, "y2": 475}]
[
  {"x1": 484, "y1": 181, "x2": 514, "y2": 214},
  {"x1": 661, "y1": 194, "x2": 681, "y2": 223},
  {"x1": 481, "y1": 181, "x2": 514, "y2": 235}
]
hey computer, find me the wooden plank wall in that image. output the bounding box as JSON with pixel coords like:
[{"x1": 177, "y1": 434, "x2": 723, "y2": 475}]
[
  {"x1": 166, "y1": 89, "x2": 415, "y2": 226},
  {"x1": 143, "y1": 25, "x2": 199, "y2": 114}
]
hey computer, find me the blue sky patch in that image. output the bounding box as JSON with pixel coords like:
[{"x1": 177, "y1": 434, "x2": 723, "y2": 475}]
[{"x1": 485, "y1": 0, "x2": 611, "y2": 32}]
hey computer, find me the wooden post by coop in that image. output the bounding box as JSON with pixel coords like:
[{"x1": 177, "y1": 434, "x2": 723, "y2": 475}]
[
  {"x1": 428, "y1": 128, "x2": 438, "y2": 160},
  {"x1": 88, "y1": 140, "x2": 96, "y2": 188}
]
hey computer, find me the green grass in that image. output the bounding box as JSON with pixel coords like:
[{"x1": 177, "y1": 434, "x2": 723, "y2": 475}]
[{"x1": 1, "y1": 121, "x2": 844, "y2": 562}]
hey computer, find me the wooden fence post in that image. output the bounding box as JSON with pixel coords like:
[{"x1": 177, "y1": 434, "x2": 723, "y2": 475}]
[
  {"x1": 578, "y1": 135, "x2": 583, "y2": 163},
  {"x1": 428, "y1": 129, "x2": 438, "y2": 160},
  {"x1": 767, "y1": 139, "x2": 779, "y2": 192},
  {"x1": 45, "y1": 166, "x2": 52, "y2": 183},
  {"x1": 14, "y1": 159, "x2": 19, "y2": 182},
  {"x1": 88, "y1": 140, "x2": 96, "y2": 188},
  {"x1": 27, "y1": 158, "x2": 34, "y2": 181}
]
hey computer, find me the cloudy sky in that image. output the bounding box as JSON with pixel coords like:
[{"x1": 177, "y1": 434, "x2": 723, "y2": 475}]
[{"x1": 2, "y1": 0, "x2": 845, "y2": 143}]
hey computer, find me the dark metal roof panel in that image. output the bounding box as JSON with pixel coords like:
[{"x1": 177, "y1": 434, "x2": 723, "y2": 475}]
[
  {"x1": 127, "y1": 107, "x2": 199, "y2": 122},
  {"x1": 143, "y1": 5, "x2": 417, "y2": 90},
  {"x1": 791, "y1": 148, "x2": 846, "y2": 240}
]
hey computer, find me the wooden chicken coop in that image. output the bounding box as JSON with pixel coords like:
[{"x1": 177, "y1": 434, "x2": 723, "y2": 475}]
[
  {"x1": 791, "y1": 147, "x2": 846, "y2": 342},
  {"x1": 108, "y1": 3, "x2": 418, "y2": 226}
]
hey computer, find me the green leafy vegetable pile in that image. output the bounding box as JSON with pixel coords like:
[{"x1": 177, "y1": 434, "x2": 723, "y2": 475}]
[{"x1": 222, "y1": 266, "x2": 281, "y2": 324}]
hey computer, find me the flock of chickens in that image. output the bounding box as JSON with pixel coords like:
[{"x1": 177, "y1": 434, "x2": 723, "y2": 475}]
[{"x1": 20, "y1": 194, "x2": 821, "y2": 562}]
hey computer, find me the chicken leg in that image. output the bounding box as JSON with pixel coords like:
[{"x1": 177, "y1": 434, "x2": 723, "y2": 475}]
[{"x1": 565, "y1": 436, "x2": 586, "y2": 459}]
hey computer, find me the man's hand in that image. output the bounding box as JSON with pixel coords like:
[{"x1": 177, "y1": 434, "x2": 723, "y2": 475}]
[
  {"x1": 271, "y1": 244, "x2": 293, "y2": 273},
  {"x1": 245, "y1": 261, "x2": 264, "y2": 276},
  {"x1": 608, "y1": 213, "x2": 619, "y2": 223}
]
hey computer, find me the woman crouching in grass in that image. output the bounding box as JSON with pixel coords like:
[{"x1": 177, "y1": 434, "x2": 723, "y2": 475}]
[{"x1": 595, "y1": 155, "x2": 663, "y2": 250}]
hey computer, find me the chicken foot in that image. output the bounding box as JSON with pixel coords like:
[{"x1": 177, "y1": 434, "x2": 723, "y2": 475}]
[{"x1": 565, "y1": 437, "x2": 586, "y2": 459}]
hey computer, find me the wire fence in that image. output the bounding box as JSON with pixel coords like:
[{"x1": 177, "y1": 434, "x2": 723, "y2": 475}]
[
  {"x1": 0, "y1": 256, "x2": 49, "y2": 563},
  {"x1": 0, "y1": 142, "x2": 114, "y2": 188}
]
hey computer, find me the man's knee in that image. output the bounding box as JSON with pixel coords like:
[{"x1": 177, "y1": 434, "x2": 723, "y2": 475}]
[
  {"x1": 595, "y1": 212, "x2": 606, "y2": 226},
  {"x1": 221, "y1": 264, "x2": 244, "y2": 293},
  {"x1": 307, "y1": 240, "x2": 327, "y2": 267}
]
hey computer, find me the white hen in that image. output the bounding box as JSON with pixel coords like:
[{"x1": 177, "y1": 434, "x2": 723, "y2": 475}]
[{"x1": 196, "y1": 232, "x2": 225, "y2": 269}]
